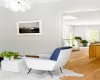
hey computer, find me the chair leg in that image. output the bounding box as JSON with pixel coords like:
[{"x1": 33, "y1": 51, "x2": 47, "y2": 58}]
[
  {"x1": 60, "y1": 67, "x2": 63, "y2": 73},
  {"x1": 48, "y1": 71, "x2": 53, "y2": 78},
  {"x1": 27, "y1": 68, "x2": 32, "y2": 74}
]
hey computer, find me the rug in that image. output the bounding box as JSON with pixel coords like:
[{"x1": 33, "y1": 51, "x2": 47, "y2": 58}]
[{"x1": 0, "y1": 69, "x2": 84, "y2": 80}]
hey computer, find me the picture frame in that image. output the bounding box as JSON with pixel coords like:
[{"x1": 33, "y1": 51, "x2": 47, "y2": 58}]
[{"x1": 17, "y1": 20, "x2": 42, "y2": 35}]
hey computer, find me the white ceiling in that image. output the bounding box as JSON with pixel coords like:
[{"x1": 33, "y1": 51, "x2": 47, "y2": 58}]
[
  {"x1": 60, "y1": 0, "x2": 100, "y2": 25},
  {"x1": 1, "y1": 0, "x2": 100, "y2": 20},
  {"x1": 64, "y1": 11, "x2": 100, "y2": 20},
  {"x1": 57, "y1": 0, "x2": 100, "y2": 20}
]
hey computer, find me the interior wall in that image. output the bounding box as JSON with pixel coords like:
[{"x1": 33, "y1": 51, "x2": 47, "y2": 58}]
[
  {"x1": 0, "y1": 7, "x2": 9, "y2": 52},
  {"x1": 74, "y1": 26, "x2": 88, "y2": 40},
  {"x1": 0, "y1": 3, "x2": 63, "y2": 55}
]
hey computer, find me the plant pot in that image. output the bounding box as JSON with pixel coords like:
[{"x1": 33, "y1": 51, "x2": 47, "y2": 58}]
[
  {"x1": 4, "y1": 56, "x2": 14, "y2": 60},
  {"x1": 14, "y1": 55, "x2": 18, "y2": 59},
  {"x1": 4, "y1": 57, "x2": 9, "y2": 60},
  {"x1": 83, "y1": 44, "x2": 87, "y2": 47}
]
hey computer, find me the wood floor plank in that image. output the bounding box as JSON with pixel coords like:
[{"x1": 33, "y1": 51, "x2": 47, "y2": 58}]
[{"x1": 60, "y1": 48, "x2": 100, "y2": 80}]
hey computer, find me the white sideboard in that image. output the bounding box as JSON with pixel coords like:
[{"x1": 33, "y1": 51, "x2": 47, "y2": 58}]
[{"x1": 1, "y1": 59, "x2": 28, "y2": 72}]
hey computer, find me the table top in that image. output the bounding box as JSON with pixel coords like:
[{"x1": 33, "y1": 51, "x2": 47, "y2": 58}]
[
  {"x1": 90, "y1": 43, "x2": 100, "y2": 46},
  {"x1": 2, "y1": 59, "x2": 23, "y2": 62}
]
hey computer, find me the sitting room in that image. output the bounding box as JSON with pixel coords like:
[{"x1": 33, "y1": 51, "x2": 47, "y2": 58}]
[{"x1": 0, "y1": 0, "x2": 100, "y2": 80}]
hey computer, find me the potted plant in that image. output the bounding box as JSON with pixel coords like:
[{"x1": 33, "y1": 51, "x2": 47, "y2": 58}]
[
  {"x1": 8, "y1": 51, "x2": 19, "y2": 60},
  {"x1": 81, "y1": 40, "x2": 88, "y2": 47},
  {"x1": 0, "y1": 50, "x2": 19, "y2": 60},
  {"x1": 0, "y1": 50, "x2": 9, "y2": 60},
  {"x1": 74, "y1": 36, "x2": 82, "y2": 40}
]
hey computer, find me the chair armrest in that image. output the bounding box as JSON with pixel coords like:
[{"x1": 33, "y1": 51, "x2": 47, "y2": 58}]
[
  {"x1": 23, "y1": 57, "x2": 56, "y2": 71},
  {"x1": 23, "y1": 57, "x2": 56, "y2": 63}
]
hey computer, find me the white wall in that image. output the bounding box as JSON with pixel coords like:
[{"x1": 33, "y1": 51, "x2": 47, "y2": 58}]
[
  {"x1": 0, "y1": 7, "x2": 9, "y2": 52},
  {"x1": 74, "y1": 26, "x2": 88, "y2": 40},
  {"x1": 1, "y1": 8, "x2": 59, "y2": 54},
  {"x1": 0, "y1": 3, "x2": 63, "y2": 55}
]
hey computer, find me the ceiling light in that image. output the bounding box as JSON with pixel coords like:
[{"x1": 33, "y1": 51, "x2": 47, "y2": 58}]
[
  {"x1": 0, "y1": 0, "x2": 32, "y2": 12},
  {"x1": 0, "y1": 0, "x2": 61, "y2": 12}
]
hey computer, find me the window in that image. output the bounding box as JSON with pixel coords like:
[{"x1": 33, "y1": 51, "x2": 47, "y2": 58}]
[{"x1": 88, "y1": 30, "x2": 100, "y2": 42}]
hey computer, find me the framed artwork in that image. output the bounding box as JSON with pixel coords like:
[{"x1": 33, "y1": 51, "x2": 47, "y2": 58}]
[{"x1": 17, "y1": 20, "x2": 42, "y2": 35}]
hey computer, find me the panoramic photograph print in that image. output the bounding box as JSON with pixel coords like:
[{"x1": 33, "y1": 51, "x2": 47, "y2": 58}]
[{"x1": 17, "y1": 20, "x2": 42, "y2": 35}]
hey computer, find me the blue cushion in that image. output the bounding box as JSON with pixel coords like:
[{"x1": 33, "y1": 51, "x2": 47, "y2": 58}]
[{"x1": 50, "y1": 46, "x2": 72, "y2": 61}]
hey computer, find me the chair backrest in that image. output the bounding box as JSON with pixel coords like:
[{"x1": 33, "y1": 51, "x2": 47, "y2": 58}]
[{"x1": 50, "y1": 46, "x2": 72, "y2": 70}]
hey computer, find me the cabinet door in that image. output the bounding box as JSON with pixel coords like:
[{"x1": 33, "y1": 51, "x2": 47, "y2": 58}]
[
  {"x1": 95, "y1": 46, "x2": 100, "y2": 58},
  {"x1": 89, "y1": 45, "x2": 96, "y2": 58},
  {"x1": 89, "y1": 45, "x2": 100, "y2": 58}
]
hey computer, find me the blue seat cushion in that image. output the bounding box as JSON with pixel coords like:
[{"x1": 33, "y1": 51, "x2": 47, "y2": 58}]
[{"x1": 50, "y1": 46, "x2": 72, "y2": 61}]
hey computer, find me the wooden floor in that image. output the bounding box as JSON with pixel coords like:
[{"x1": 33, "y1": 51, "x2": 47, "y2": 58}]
[{"x1": 60, "y1": 47, "x2": 100, "y2": 80}]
